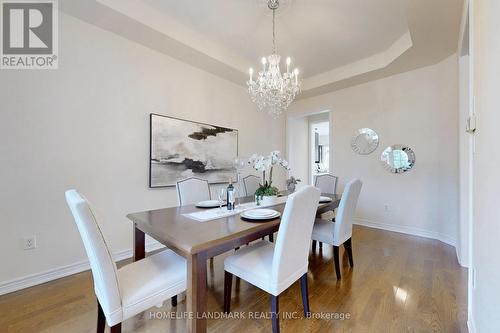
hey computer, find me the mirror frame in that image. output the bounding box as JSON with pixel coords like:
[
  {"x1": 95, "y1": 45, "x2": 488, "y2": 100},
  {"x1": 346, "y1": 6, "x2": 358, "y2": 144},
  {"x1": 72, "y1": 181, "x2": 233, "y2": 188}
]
[
  {"x1": 381, "y1": 145, "x2": 416, "y2": 173},
  {"x1": 351, "y1": 128, "x2": 379, "y2": 155}
]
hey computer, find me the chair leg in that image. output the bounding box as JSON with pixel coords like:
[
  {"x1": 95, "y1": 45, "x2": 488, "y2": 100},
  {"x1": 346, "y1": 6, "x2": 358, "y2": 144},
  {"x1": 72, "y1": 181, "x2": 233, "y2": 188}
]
[
  {"x1": 312, "y1": 240, "x2": 317, "y2": 253},
  {"x1": 333, "y1": 246, "x2": 341, "y2": 280},
  {"x1": 345, "y1": 238, "x2": 354, "y2": 267},
  {"x1": 171, "y1": 295, "x2": 177, "y2": 307},
  {"x1": 224, "y1": 271, "x2": 233, "y2": 313},
  {"x1": 299, "y1": 273, "x2": 310, "y2": 317},
  {"x1": 271, "y1": 295, "x2": 280, "y2": 333},
  {"x1": 319, "y1": 241, "x2": 323, "y2": 249},
  {"x1": 97, "y1": 301, "x2": 105, "y2": 333},
  {"x1": 110, "y1": 323, "x2": 121, "y2": 333},
  {"x1": 268, "y1": 233, "x2": 274, "y2": 242}
]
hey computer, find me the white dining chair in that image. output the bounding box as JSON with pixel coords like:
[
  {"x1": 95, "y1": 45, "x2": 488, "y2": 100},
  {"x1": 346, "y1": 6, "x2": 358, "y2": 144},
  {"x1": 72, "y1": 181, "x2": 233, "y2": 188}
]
[
  {"x1": 311, "y1": 179, "x2": 362, "y2": 280},
  {"x1": 313, "y1": 174, "x2": 339, "y2": 250},
  {"x1": 314, "y1": 174, "x2": 338, "y2": 195},
  {"x1": 243, "y1": 174, "x2": 261, "y2": 197},
  {"x1": 177, "y1": 177, "x2": 228, "y2": 258},
  {"x1": 242, "y1": 174, "x2": 275, "y2": 242},
  {"x1": 65, "y1": 190, "x2": 186, "y2": 333},
  {"x1": 223, "y1": 186, "x2": 321, "y2": 333},
  {"x1": 176, "y1": 177, "x2": 211, "y2": 206}
]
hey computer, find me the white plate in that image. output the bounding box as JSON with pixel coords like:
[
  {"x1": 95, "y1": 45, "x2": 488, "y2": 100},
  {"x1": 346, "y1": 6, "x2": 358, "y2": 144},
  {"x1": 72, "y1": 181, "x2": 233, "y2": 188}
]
[
  {"x1": 319, "y1": 196, "x2": 333, "y2": 203},
  {"x1": 245, "y1": 209, "x2": 277, "y2": 217},
  {"x1": 196, "y1": 200, "x2": 226, "y2": 208},
  {"x1": 241, "y1": 209, "x2": 280, "y2": 220}
]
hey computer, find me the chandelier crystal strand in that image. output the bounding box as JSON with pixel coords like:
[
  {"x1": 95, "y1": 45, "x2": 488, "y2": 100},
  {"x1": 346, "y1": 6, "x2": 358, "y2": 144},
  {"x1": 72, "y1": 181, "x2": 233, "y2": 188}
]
[{"x1": 247, "y1": 0, "x2": 301, "y2": 117}]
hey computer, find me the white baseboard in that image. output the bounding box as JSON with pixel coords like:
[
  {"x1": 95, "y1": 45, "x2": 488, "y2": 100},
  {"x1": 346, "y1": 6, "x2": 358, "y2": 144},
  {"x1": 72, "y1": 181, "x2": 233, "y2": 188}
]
[
  {"x1": 353, "y1": 218, "x2": 457, "y2": 248},
  {"x1": 0, "y1": 242, "x2": 165, "y2": 296},
  {"x1": 467, "y1": 318, "x2": 476, "y2": 333},
  {"x1": 456, "y1": 246, "x2": 470, "y2": 268}
]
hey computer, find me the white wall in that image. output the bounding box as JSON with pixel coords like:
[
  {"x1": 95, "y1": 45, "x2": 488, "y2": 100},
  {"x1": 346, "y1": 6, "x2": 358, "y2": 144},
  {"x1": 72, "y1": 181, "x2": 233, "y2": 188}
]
[
  {"x1": 286, "y1": 116, "x2": 309, "y2": 186},
  {"x1": 470, "y1": 0, "x2": 500, "y2": 331},
  {"x1": 0, "y1": 13, "x2": 285, "y2": 290},
  {"x1": 288, "y1": 55, "x2": 459, "y2": 247}
]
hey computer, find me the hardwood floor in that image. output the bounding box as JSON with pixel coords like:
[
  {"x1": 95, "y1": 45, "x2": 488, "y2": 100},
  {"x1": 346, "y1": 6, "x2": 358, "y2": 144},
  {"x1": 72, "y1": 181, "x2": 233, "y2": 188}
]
[{"x1": 0, "y1": 226, "x2": 468, "y2": 333}]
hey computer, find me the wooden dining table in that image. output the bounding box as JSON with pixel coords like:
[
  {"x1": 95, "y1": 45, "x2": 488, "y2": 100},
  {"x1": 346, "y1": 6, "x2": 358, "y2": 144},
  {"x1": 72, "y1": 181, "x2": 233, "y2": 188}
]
[{"x1": 126, "y1": 192, "x2": 340, "y2": 333}]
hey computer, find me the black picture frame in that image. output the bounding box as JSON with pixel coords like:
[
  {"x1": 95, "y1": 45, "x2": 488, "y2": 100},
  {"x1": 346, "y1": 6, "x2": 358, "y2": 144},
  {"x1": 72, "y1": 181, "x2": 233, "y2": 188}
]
[{"x1": 149, "y1": 113, "x2": 239, "y2": 188}]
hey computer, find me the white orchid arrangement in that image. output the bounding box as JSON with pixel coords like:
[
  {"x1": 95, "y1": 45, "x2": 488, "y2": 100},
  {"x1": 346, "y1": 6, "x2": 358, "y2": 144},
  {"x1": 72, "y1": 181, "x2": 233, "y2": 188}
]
[
  {"x1": 248, "y1": 151, "x2": 290, "y2": 197},
  {"x1": 249, "y1": 150, "x2": 289, "y2": 172}
]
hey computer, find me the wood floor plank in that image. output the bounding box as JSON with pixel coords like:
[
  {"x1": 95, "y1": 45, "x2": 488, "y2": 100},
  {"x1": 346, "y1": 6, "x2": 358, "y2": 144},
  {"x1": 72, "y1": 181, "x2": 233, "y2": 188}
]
[{"x1": 0, "y1": 226, "x2": 467, "y2": 333}]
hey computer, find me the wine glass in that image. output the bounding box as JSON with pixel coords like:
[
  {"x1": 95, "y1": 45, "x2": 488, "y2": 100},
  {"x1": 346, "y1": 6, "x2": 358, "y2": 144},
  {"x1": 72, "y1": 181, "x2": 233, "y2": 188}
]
[
  {"x1": 234, "y1": 157, "x2": 247, "y2": 171},
  {"x1": 217, "y1": 188, "x2": 226, "y2": 211}
]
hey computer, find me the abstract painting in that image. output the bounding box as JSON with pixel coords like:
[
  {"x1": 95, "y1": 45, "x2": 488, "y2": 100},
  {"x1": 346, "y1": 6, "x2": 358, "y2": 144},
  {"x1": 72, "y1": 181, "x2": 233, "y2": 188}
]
[{"x1": 149, "y1": 113, "x2": 238, "y2": 187}]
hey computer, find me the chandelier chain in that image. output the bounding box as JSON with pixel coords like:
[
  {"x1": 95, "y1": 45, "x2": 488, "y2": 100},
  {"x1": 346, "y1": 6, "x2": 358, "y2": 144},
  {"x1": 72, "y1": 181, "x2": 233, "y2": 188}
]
[{"x1": 272, "y1": 8, "x2": 276, "y2": 54}]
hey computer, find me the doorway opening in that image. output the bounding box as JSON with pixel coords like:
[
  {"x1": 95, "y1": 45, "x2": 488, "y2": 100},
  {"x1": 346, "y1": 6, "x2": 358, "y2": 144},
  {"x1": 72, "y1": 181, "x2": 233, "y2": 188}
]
[
  {"x1": 310, "y1": 120, "x2": 330, "y2": 184},
  {"x1": 286, "y1": 110, "x2": 331, "y2": 186}
]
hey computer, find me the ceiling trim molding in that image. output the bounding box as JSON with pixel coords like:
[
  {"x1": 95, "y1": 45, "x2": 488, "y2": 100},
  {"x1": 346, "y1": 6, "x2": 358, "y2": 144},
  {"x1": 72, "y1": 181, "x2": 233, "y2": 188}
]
[
  {"x1": 302, "y1": 31, "x2": 413, "y2": 91},
  {"x1": 96, "y1": 0, "x2": 252, "y2": 72},
  {"x1": 60, "y1": 0, "x2": 247, "y2": 85}
]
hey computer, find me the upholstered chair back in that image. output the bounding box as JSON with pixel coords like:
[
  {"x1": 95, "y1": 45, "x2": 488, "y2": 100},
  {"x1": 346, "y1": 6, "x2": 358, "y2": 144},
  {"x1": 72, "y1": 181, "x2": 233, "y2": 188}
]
[
  {"x1": 271, "y1": 186, "x2": 320, "y2": 286},
  {"x1": 243, "y1": 175, "x2": 261, "y2": 197},
  {"x1": 176, "y1": 177, "x2": 211, "y2": 206},
  {"x1": 314, "y1": 174, "x2": 338, "y2": 195},
  {"x1": 333, "y1": 179, "x2": 362, "y2": 246},
  {"x1": 65, "y1": 190, "x2": 122, "y2": 322}
]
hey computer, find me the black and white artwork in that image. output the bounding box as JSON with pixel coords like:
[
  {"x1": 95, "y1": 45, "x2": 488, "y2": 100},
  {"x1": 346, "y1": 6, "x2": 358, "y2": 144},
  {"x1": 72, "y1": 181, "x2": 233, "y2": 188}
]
[{"x1": 150, "y1": 114, "x2": 238, "y2": 187}]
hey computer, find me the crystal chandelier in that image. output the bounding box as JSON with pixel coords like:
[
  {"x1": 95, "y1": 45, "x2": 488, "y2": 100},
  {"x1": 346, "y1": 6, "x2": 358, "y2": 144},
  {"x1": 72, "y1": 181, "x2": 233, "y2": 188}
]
[{"x1": 247, "y1": 0, "x2": 301, "y2": 117}]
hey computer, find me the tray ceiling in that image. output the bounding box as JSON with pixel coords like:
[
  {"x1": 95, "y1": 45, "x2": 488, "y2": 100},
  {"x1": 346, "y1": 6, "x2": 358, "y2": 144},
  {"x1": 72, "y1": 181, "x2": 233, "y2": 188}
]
[{"x1": 60, "y1": 0, "x2": 464, "y2": 98}]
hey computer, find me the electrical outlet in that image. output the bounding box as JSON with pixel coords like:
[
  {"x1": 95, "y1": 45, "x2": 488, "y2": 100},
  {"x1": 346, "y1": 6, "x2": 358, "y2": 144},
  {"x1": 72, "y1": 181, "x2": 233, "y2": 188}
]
[
  {"x1": 384, "y1": 205, "x2": 390, "y2": 212},
  {"x1": 23, "y1": 236, "x2": 36, "y2": 250}
]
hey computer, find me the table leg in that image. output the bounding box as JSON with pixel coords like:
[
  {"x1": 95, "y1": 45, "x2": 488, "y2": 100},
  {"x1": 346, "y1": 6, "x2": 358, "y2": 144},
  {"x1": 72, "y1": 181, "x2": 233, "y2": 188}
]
[
  {"x1": 186, "y1": 252, "x2": 208, "y2": 333},
  {"x1": 133, "y1": 224, "x2": 145, "y2": 262}
]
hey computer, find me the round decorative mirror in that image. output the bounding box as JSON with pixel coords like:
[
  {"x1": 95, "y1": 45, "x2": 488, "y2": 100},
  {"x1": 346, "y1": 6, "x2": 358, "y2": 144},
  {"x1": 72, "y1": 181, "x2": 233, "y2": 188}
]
[
  {"x1": 351, "y1": 128, "x2": 379, "y2": 155},
  {"x1": 381, "y1": 145, "x2": 415, "y2": 173}
]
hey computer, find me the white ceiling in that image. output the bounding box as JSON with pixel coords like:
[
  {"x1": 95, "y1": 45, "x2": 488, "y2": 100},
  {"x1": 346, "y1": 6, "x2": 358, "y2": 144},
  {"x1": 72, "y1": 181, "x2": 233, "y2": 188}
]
[
  {"x1": 60, "y1": 0, "x2": 464, "y2": 98},
  {"x1": 140, "y1": 0, "x2": 409, "y2": 78}
]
